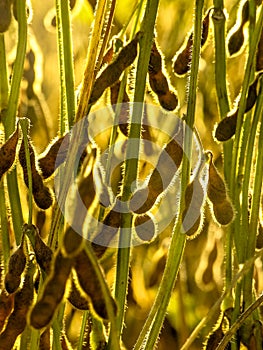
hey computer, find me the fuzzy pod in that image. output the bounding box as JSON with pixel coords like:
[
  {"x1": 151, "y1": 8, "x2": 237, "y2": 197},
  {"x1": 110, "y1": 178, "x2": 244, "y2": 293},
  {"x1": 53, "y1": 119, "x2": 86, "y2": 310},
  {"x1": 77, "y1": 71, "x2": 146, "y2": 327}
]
[
  {"x1": 0, "y1": 291, "x2": 14, "y2": 333},
  {"x1": 78, "y1": 170, "x2": 96, "y2": 211},
  {"x1": 5, "y1": 243, "x2": 27, "y2": 294},
  {"x1": 173, "y1": 9, "x2": 211, "y2": 76},
  {"x1": 134, "y1": 214, "x2": 156, "y2": 241},
  {"x1": 38, "y1": 134, "x2": 70, "y2": 179},
  {"x1": 211, "y1": 200, "x2": 234, "y2": 226},
  {"x1": 173, "y1": 35, "x2": 192, "y2": 76},
  {"x1": 92, "y1": 208, "x2": 121, "y2": 258},
  {"x1": 30, "y1": 251, "x2": 73, "y2": 329},
  {"x1": 207, "y1": 155, "x2": 228, "y2": 203},
  {"x1": 182, "y1": 178, "x2": 205, "y2": 237},
  {"x1": 33, "y1": 227, "x2": 53, "y2": 273},
  {"x1": 157, "y1": 90, "x2": 178, "y2": 111},
  {"x1": 89, "y1": 32, "x2": 141, "y2": 104},
  {"x1": 214, "y1": 110, "x2": 237, "y2": 142},
  {"x1": 19, "y1": 139, "x2": 53, "y2": 209},
  {"x1": 0, "y1": 125, "x2": 19, "y2": 180},
  {"x1": 74, "y1": 249, "x2": 117, "y2": 320},
  {"x1": 39, "y1": 327, "x2": 51, "y2": 350},
  {"x1": 63, "y1": 226, "x2": 84, "y2": 258},
  {"x1": 130, "y1": 128, "x2": 183, "y2": 214},
  {"x1": 245, "y1": 74, "x2": 261, "y2": 112},
  {"x1": 68, "y1": 277, "x2": 89, "y2": 310},
  {"x1": 0, "y1": 0, "x2": 12, "y2": 33},
  {"x1": 205, "y1": 325, "x2": 229, "y2": 350},
  {"x1": 207, "y1": 153, "x2": 234, "y2": 225},
  {"x1": 148, "y1": 42, "x2": 178, "y2": 111},
  {"x1": 0, "y1": 264, "x2": 35, "y2": 350},
  {"x1": 228, "y1": 25, "x2": 245, "y2": 56}
]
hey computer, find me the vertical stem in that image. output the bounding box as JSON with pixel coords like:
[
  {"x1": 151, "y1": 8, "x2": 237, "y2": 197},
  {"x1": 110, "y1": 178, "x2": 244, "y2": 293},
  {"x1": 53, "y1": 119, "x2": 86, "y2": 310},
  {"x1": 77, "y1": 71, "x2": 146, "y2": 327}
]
[
  {"x1": 134, "y1": 1, "x2": 204, "y2": 348},
  {"x1": 107, "y1": 0, "x2": 159, "y2": 347},
  {"x1": 4, "y1": 0, "x2": 27, "y2": 244}
]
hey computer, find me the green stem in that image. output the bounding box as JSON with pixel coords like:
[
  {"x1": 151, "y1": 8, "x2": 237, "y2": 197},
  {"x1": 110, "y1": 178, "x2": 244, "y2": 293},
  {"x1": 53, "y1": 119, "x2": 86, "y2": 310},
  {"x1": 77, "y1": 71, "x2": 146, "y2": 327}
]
[
  {"x1": 243, "y1": 78, "x2": 263, "y2": 310},
  {"x1": 134, "y1": 1, "x2": 204, "y2": 348},
  {"x1": 108, "y1": 1, "x2": 159, "y2": 347},
  {"x1": 56, "y1": 0, "x2": 76, "y2": 131},
  {"x1": 212, "y1": 0, "x2": 233, "y2": 311},
  {"x1": 77, "y1": 311, "x2": 89, "y2": 350},
  {"x1": 0, "y1": 34, "x2": 9, "y2": 111},
  {"x1": 4, "y1": 0, "x2": 27, "y2": 244}
]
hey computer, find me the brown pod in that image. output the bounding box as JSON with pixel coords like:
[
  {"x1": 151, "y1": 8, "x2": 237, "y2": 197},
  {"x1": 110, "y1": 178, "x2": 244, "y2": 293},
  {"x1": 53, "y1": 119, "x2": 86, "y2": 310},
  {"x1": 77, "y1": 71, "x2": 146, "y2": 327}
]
[
  {"x1": 19, "y1": 139, "x2": 53, "y2": 209},
  {"x1": 173, "y1": 34, "x2": 193, "y2": 76},
  {"x1": 130, "y1": 127, "x2": 183, "y2": 214},
  {"x1": 68, "y1": 277, "x2": 89, "y2": 310},
  {"x1": 110, "y1": 80, "x2": 130, "y2": 137},
  {"x1": 157, "y1": 90, "x2": 178, "y2": 111},
  {"x1": 134, "y1": 214, "x2": 156, "y2": 241},
  {"x1": 228, "y1": 25, "x2": 245, "y2": 56},
  {"x1": 212, "y1": 200, "x2": 234, "y2": 226},
  {"x1": 207, "y1": 153, "x2": 234, "y2": 225},
  {"x1": 0, "y1": 291, "x2": 14, "y2": 333},
  {"x1": 78, "y1": 170, "x2": 96, "y2": 211},
  {"x1": 148, "y1": 41, "x2": 163, "y2": 75},
  {"x1": 5, "y1": 243, "x2": 27, "y2": 294},
  {"x1": 74, "y1": 249, "x2": 117, "y2": 320},
  {"x1": 33, "y1": 227, "x2": 53, "y2": 273},
  {"x1": 245, "y1": 74, "x2": 261, "y2": 112},
  {"x1": 0, "y1": 0, "x2": 12, "y2": 33},
  {"x1": 38, "y1": 134, "x2": 70, "y2": 179},
  {"x1": 39, "y1": 328, "x2": 51, "y2": 350},
  {"x1": 92, "y1": 208, "x2": 121, "y2": 258},
  {"x1": 207, "y1": 155, "x2": 228, "y2": 203},
  {"x1": 182, "y1": 178, "x2": 205, "y2": 237},
  {"x1": 0, "y1": 125, "x2": 19, "y2": 179},
  {"x1": 89, "y1": 32, "x2": 141, "y2": 104},
  {"x1": 214, "y1": 110, "x2": 237, "y2": 142},
  {"x1": 33, "y1": 185, "x2": 53, "y2": 210},
  {"x1": 205, "y1": 325, "x2": 228, "y2": 350},
  {"x1": 173, "y1": 9, "x2": 210, "y2": 75},
  {"x1": 30, "y1": 251, "x2": 73, "y2": 329},
  {"x1": 63, "y1": 226, "x2": 83, "y2": 257},
  {"x1": 0, "y1": 265, "x2": 35, "y2": 350}
]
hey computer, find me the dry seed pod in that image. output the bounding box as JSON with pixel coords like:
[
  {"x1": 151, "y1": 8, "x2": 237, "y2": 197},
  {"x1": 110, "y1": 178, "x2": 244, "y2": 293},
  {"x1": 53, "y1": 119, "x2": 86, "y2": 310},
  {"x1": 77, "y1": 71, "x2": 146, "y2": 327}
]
[
  {"x1": 19, "y1": 140, "x2": 53, "y2": 209},
  {"x1": 130, "y1": 126, "x2": 183, "y2": 214},
  {"x1": 205, "y1": 324, "x2": 230, "y2": 350},
  {"x1": 0, "y1": 0, "x2": 12, "y2": 33},
  {"x1": 173, "y1": 9, "x2": 211, "y2": 76},
  {"x1": 33, "y1": 227, "x2": 53, "y2": 273},
  {"x1": 30, "y1": 251, "x2": 73, "y2": 329},
  {"x1": 0, "y1": 125, "x2": 19, "y2": 180},
  {"x1": 212, "y1": 200, "x2": 235, "y2": 226},
  {"x1": 228, "y1": 25, "x2": 245, "y2": 56},
  {"x1": 78, "y1": 170, "x2": 96, "y2": 211},
  {"x1": 5, "y1": 243, "x2": 27, "y2": 294},
  {"x1": 214, "y1": 110, "x2": 237, "y2": 142},
  {"x1": 92, "y1": 208, "x2": 121, "y2": 258},
  {"x1": 0, "y1": 291, "x2": 14, "y2": 333},
  {"x1": 148, "y1": 41, "x2": 178, "y2": 111},
  {"x1": 89, "y1": 32, "x2": 141, "y2": 104},
  {"x1": 0, "y1": 264, "x2": 35, "y2": 350},
  {"x1": 134, "y1": 214, "x2": 156, "y2": 241},
  {"x1": 207, "y1": 153, "x2": 234, "y2": 225},
  {"x1": 63, "y1": 226, "x2": 83, "y2": 258},
  {"x1": 74, "y1": 249, "x2": 117, "y2": 320},
  {"x1": 38, "y1": 134, "x2": 70, "y2": 179},
  {"x1": 182, "y1": 178, "x2": 205, "y2": 237},
  {"x1": 39, "y1": 327, "x2": 51, "y2": 350},
  {"x1": 68, "y1": 277, "x2": 89, "y2": 310}
]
